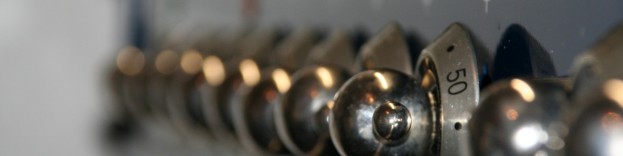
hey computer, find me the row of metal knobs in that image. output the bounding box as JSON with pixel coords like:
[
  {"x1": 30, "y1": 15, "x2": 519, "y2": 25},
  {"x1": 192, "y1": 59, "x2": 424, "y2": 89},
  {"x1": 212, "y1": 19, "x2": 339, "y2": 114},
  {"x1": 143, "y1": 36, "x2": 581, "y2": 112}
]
[{"x1": 108, "y1": 22, "x2": 623, "y2": 156}]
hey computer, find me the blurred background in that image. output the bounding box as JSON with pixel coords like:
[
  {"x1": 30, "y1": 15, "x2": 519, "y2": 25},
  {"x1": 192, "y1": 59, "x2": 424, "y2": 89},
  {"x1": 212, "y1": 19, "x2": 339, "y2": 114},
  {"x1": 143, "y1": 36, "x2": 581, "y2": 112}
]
[
  {"x1": 0, "y1": 0, "x2": 622, "y2": 155},
  {"x1": 0, "y1": 0, "x2": 118, "y2": 156}
]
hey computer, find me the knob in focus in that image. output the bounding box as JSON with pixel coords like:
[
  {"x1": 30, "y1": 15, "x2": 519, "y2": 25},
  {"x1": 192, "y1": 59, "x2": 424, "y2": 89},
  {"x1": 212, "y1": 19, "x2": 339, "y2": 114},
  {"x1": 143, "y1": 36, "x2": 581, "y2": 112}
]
[
  {"x1": 413, "y1": 23, "x2": 490, "y2": 155},
  {"x1": 330, "y1": 23, "x2": 433, "y2": 155}
]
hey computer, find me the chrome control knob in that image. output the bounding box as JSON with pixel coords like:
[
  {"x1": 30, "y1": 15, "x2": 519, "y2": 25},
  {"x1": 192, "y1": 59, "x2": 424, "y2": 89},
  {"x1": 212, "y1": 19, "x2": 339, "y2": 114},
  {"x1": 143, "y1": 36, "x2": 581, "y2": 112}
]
[
  {"x1": 331, "y1": 23, "x2": 490, "y2": 155},
  {"x1": 469, "y1": 79, "x2": 570, "y2": 155},
  {"x1": 331, "y1": 70, "x2": 431, "y2": 155},
  {"x1": 145, "y1": 49, "x2": 184, "y2": 130},
  {"x1": 211, "y1": 28, "x2": 281, "y2": 146},
  {"x1": 571, "y1": 23, "x2": 623, "y2": 109},
  {"x1": 172, "y1": 32, "x2": 236, "y2": 138},
  {"x1": 330, "y1": 23, "x2": 436, "y2": 155},
  {"x1": 165, "y1": 49, "x2": 209, "y2": 138},
  {"x1": 106, "y1": 46, "x2": 146, "y2": 142},
  {"x1": 373, "y1": 101, "x2": 412, "y2": 142},
  {"x1": 111, "y1": 46, "x2": 148, "y2": 119},
  {"x1": 566, "y1": 79, "x2": 623, "y2": 156},
  {"x1": 413, "y1": 23, "x2": 490, "y2": 155},
  {"x1": 199, "y1": 28, "x2": 250, "y2": 146},
  {"x1": 469, "y1": 24, "x2": 568, "y2": 156},
  {"x1": 565, "y1": 23, "x2": 623, "y2": 156},
  {"x1": 274, "y1": 29, "x2": 357, "y2": 155},
  {"x1": 231, "y1": 28, "x2": 319, "y2": 154}
]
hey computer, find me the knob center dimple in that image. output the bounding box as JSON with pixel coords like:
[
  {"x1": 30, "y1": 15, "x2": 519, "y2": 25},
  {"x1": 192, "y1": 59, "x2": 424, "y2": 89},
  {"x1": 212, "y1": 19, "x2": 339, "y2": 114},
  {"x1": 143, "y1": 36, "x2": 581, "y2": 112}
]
[{"x1": 373, "y1": 101, "x2": 411, "y2": 143}]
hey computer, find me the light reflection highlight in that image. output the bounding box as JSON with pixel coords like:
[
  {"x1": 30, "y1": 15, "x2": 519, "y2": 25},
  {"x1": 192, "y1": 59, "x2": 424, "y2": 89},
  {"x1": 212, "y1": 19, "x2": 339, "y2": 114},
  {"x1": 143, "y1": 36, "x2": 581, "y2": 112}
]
[
  {"x1": 203, "y1": 55, "x2": 225, "y2": 86},
  {"x1": 421, "y1": 69, "x2": 435, "y2": 90},
  {"x1": 327, "y1": 100, "x2": 335, "y2": 109},
  {"x1": 364, "y1": 93, "x2": 375, "y2": 104},
  {"x1": 316, "y1": 67, "x2": 334, "y2": 88},
  {"x1": 239, "y1": 59, "x2": 261, "y2": 86},
  {"x1": 116, "y1": 46, "x2": 144, "y2": 76},
  {"x1": 511, "y1": 79, "x2": 535, "y2": 102},
  {"x1": 180, "y1": 49, "x2": 203, "y2": 74},
  {"x1": 506, "y1": 108, "x2": 519, "y2": 121},
  {"x1": 604, "y1": 79, "x2": 623, "y2": 107},
  {"x1": 155, "y1": 50, "x2": 179, "y2": 74},
  {"x1": 512, "y1": 124, "x2": 547, "y2": 150},
  {"x1": 607, "y1": 132, "x2": 623, "y2": 156},
  {"x1": 374, "y1": 72, "x2": 389, "y2": 90},
  {"x1": 601, "y1": 112, "x2": 623, "y2": 133},
  {"x1": 272, "y1": 68, "x2": 291, "y2": 93}
]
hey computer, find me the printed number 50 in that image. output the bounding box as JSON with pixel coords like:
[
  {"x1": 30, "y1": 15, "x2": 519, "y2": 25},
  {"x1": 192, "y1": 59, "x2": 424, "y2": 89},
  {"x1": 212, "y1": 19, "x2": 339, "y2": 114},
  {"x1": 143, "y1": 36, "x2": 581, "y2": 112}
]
[{"x1": 446, "y1": 68, "x2": 467, "y2": 95}]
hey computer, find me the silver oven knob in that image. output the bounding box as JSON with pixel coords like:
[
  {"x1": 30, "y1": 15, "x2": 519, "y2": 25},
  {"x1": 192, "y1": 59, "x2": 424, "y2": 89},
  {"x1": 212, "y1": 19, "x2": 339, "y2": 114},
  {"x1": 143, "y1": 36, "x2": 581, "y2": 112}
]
[
  {"x1": 469, "y1": 24, "x2": 570, "y2": 156},
  {"x1": 146, "y1": 48, "x2": 183, "y2": 129},
  {"x1": 198, "y1": 28, "x2": 251, "y2": 146},
  {"x1": 565, "y1": 23, "x2": 623, "y2": 156},
  {"x1": 111, "y1": 46, "x2": 148, "y2": 120},
  {"x1": 165, "y1": 49, "x2": 209, "y2": 139},
  {"x1": 330, "y1": 23, "x2": 436, "y2": 155},
  {"x1": 470, "y1": 78, "x2": 570, "y2": 155},
  {"x1": 231, "y1": 28, "x2": 320, "y2": 155},
  {"x1": 571, "y1": 22, "x2": 623, "y2": 110},
  {"x1": 211, "y1": 28, "x2": 281, "y2": 147},
  {"x1": 566, "y1": 79, "x2": 623, "y2": 156},
  {"x1": 413, "y1": 23, "x2": 490, "y2": 156},
  {"x1": 331, "y1": 69, "x2": 431, "y2": 155},
  {"x1": 274, "y1": 29, "x2": 358, "y2": 155}
]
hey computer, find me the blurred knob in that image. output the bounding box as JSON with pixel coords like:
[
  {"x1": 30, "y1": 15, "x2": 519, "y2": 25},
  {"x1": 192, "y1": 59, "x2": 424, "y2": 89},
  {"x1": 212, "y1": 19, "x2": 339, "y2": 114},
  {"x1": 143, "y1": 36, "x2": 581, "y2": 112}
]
[
  {"x1": 469, "y1": 24, "x2": 570, "y2": 156},
  {"x1": 566, "y1": 79, "x2": 623, "y2": 156},
  {"x1": 572, "y1": 22, "x2": 623, "y2": 109},
  {"x1": 145, "y1": 48, "x2": 182, "y2": 128},
  {"x1": 165, "y1": 49, "x2": 212, "y2": 138},
  {"x1": 199, "y1": 28, "x2": 252, "y2": 146},
  {"x1": 565, "y1": 23, "x2": 623, "y2": 156},
  {"x1": 105, "y1": 46, "x2": 146, "y2": 143},
  {"x1": 470, "y1": 78, "x2": 570, "y2": 155},
  {"x1": 274, "y1": 29, "x2": 357, "y2": 155},
  {"x1": 232, "y1": 28, "x2": 320, "y2": 154},
  {"x1": 212, "y1": 28, "x2": 282, "y2": 146},
  {"x1": 111, "y1": 46, "x2": 148, "y2": 119},
  {"x1": 165, "y1": 28, "x2": 250, "y2": 141},
  {"x1": 150, "y1": 27, "x2": 208, "y2": 135}
]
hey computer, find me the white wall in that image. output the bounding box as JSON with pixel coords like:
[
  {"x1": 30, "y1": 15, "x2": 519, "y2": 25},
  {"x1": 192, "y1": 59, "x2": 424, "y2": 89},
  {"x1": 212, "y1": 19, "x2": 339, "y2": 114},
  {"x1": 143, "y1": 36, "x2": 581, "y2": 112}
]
[{"x1": 0, "y1": 0, "x2": 120, "y2": 155}]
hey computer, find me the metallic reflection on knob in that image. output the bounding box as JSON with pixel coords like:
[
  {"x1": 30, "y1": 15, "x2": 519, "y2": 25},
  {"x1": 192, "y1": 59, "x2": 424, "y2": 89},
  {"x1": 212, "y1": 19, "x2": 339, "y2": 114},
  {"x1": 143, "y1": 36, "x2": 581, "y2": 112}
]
[
  {"x1": 233, "y1": 28, "x2": 320, "y2": 155},
  {"x1": 330, "y1": 23, "x2": 432, "y2": 155},
  {"x1": 468, "y1": 24, "x2": 568, "y2": 155},
  {"x1": 202, "y1": 30, "x2": 251, "y2": 150},
  {"x1": 235, "y1": 68, "x2": 290, "y2": 154},
  {"x1": 275, "y1": 65, "x2": 350, "y2": 155},
  {"x1": 567, "y1": 79, "x2": 623, "y2": 156},
  {"x1": 572, "y1": 23, "x2": 623, "y2": 111},
  {"x1": 469, "y1": 79, "x2": 570, "y2": 155},
  {"x1": 414, "y1": 23, "x2": 490, "y2": 156},
  {"x1": 112, "y1": 46, "x2": 148, "y2": 118},
  {"x1": 330, "y1": 70, "x2": 432, "y2": 155},
  {"x1": 274, "y1": 29, "x2": 356, "y2": 155},
  {"x1": 373, "y1": 101, "x2": 412, "y2": 143},
  {"x1": 214, "y1": 28, "x2": 280, "y2": 146}
]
